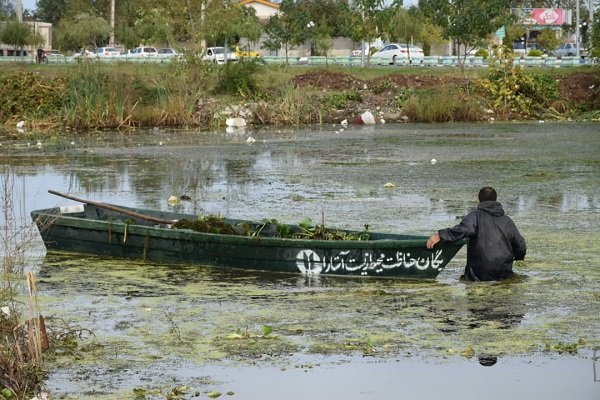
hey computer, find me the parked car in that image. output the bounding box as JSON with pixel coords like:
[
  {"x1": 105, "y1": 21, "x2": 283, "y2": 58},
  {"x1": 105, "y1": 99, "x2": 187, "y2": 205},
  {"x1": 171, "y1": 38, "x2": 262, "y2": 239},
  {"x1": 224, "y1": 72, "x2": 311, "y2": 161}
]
[
  {"x1": 371, "y1": 43, "x2": 424, "y2": 64},
  {"x1": 95, "y1": 47, "x2": 120, "y2": 57},
  {"x1": 72, "y1": 49, "x2": 95, "y2": 58},
  {"x1": 129, "y1": 46, "x2": 158, "y2": 57},
  {"x1": 157, "y1": 48, "x2": 179, "y2": 58},
  {"x1": 45, "y1": 50, "x2": 65, "y2": 61},
  {"x1": 553, "y1": 43, "x2": 578, "y2": 58},
  {"x1": 46, "y1": 49, "x2": 64, "y2": 58},
  {"x1": 202, "y1": 47, "x2": 238, "y2": 64},
  {"x1": 351, "y1": 45, "x2": 380, "y2": 57}
]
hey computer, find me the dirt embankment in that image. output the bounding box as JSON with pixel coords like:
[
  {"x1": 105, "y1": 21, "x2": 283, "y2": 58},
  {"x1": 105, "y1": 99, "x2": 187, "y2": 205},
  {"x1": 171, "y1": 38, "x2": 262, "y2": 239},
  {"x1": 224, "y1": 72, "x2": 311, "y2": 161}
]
[{"x1": 289, "y1": 69, "x2": 600, "y2": 123}]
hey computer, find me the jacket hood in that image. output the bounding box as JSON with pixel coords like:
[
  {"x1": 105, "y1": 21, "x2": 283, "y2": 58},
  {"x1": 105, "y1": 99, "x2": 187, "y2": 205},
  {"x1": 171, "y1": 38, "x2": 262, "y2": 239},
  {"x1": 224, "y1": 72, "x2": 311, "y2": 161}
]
[{"x1": 477, "y1": 201, "x2": 505, "y2": 217}]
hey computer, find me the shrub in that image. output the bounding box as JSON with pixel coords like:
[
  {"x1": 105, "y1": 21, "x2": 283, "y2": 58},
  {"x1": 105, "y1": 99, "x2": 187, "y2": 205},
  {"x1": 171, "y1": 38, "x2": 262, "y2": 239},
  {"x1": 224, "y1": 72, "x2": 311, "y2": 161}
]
[
  {"x1": 215, "y1": 59, "x2": 262, "y2": 97},
  {"x1": 0, "y1": 72, "x2": 66, "y2": 123},
  {"x1": 479, "y1": 46, "x2": 560, "y2": 117},
  {"x1": 322, "y1": 91, "x2": 362, "y2": 109},
  {"x1": 527, "y1": 49, "x2": 544, "y2": 57}
]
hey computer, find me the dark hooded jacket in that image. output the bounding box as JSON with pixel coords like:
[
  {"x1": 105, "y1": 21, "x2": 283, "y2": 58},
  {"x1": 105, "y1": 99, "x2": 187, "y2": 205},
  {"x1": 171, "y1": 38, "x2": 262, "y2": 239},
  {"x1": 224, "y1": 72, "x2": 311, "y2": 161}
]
[{"x1": 438, "y1": 201, "x2": 526, "y2": 281}]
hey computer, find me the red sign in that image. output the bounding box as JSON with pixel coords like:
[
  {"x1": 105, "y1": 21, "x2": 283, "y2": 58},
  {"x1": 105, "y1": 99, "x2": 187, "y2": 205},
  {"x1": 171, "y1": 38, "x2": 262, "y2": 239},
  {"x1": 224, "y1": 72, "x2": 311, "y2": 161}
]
[{"x1": 522, "y1": 8, "x2": 565, "y2": 26}]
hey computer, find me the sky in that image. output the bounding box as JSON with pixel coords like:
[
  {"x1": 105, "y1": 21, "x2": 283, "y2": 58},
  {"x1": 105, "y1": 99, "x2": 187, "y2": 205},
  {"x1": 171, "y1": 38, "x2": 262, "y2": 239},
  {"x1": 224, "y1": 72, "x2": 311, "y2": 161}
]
[{"x1": 22, "y1": 0, "x2": 36, "y2": 12}]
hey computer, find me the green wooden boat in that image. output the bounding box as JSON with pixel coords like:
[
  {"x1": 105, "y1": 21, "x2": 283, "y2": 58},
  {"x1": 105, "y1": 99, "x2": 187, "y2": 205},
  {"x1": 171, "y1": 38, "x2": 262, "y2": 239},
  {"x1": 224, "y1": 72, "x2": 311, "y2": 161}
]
[{"x1": 31, "y1": 194, "x2": 467, "y2": 279}]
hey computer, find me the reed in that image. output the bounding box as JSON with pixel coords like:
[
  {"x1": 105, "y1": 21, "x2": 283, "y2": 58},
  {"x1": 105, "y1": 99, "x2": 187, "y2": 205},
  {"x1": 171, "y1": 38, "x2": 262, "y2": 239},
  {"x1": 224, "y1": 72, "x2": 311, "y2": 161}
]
[
  {"x1": 0, "y1": 168, "x2": 47, "y2": 398},
  {"x1": 403, "y1": 89, "x2": 484, "y2": 123},
  {"x1": 254, "y1": 85, "x2": 320, "y2": 126}
]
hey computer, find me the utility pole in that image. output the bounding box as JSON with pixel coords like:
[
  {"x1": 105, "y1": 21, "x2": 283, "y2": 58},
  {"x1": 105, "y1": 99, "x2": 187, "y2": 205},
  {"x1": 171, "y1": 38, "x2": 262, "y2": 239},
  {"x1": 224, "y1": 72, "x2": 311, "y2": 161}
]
[
  {"x1": 575, "y1": 0, "x2": 580, "y2": 58},
  {"x1": 590, "y1": 0, "x2": 594, "y2": 49},
  {"x1": 110, "y1": 0, "x2": 115, "y2": 46}
]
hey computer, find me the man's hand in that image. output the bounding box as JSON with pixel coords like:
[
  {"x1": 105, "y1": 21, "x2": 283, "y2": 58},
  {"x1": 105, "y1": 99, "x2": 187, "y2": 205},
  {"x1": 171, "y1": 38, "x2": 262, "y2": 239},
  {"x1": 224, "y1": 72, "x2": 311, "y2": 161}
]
[{"x1": 426, "y1": 233, "x2": 441, "y2": 249}]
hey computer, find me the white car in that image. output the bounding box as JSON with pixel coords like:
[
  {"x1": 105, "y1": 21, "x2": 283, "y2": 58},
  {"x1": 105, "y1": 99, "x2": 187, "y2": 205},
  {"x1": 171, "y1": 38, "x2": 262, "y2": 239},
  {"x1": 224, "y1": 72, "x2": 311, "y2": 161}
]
[
  {"x1": 72, "y1": 49, "x2": 95, "y2": 58},
  {"x1": 351, "y1": 45, "x2": 380, "y2": 57},
  {"x1": 95, "y1": 47, "x2": 120, "y2": 57},
  {"x1": 129, "y1": 46, "x2": 158, "y2": 57},
  {"x1": 202, "y1": 47, "x2": 237, "y2": 64},
  {"x1": 371, "y1": 43, "x2": 425, "y2": 64}
]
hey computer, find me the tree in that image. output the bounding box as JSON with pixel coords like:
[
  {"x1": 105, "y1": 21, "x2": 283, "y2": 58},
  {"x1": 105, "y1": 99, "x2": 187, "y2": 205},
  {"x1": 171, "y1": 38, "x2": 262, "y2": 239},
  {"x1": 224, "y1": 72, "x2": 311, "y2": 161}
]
[
  {"x1": 263, "y1": 0, "x2": 310, "y2": 64},
  {"x1": 349, "y1": 0, "x2": 386, "y2": 65},
  {"x1": 314, "y1": 21, "x2": 334, "y2": 61},
  {"x1": 536, "y1": 29, "x2": 561, "y2": 54},
  {"x1": 201, "y1": 0, "x2": 261, "y2": 50},
  {"x1": 0, "y1": 21, "x2": 31, "y2": 57},
  {"x1": 34, "y1": 0, "x2": 67, "y2": 25},
  {"x1": 591, "y1": 18, "x2": 600, "y2": 59},
  {"x1": 384, "y1": 6, "x2": 425, "y2": 63},
  {"x1": 135, "y1": 8, "x2": 174, "y2": 46},
  {"x1": 115, "y1": 24, "x2": 139, "y2": 51},
  {"x1": 54, "y1": 13, "x2": 111, "y2": 51},
  {"x1": 0, "y1": 0, "x2": 14, "y2": 19},
  {"x1": 420, "y1": 0, "x2": 514, "y2": 67}
]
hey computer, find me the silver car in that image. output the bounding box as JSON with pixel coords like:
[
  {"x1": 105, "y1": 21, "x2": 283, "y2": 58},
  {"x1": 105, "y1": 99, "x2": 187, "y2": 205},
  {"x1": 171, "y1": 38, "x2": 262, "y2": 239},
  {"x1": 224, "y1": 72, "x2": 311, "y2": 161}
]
[
  {"x1": 554, "y1": 43, "x2": 577, "y2": 58},
  {"x1": 129, "y1": 46, "x2": 158, "y2": 57},
  {"x1": 95, "y1": 47, "x2": 120, "y2": 57}
]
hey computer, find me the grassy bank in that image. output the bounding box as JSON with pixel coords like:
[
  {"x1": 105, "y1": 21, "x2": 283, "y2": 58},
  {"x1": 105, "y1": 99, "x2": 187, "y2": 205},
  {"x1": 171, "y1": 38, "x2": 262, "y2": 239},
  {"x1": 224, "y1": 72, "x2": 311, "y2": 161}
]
[{"x1": 0, "y1": 56, "x2": 599, "y2": 132}]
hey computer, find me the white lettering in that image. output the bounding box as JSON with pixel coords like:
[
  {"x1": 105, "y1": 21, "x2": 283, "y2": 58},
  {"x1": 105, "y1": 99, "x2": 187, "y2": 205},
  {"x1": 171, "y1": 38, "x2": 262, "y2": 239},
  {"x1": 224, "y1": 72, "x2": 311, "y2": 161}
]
[{"x1": 295, "y1": 249, "x2": 446, "y2": 276}]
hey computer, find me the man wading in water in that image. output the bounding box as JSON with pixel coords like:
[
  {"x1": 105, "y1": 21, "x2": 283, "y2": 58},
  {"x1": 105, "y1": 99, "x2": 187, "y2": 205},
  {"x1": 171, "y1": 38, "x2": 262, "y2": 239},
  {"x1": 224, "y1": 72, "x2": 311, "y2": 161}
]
[{"x1": 426, "y1": 186, "x2": 527, "y2": 281}]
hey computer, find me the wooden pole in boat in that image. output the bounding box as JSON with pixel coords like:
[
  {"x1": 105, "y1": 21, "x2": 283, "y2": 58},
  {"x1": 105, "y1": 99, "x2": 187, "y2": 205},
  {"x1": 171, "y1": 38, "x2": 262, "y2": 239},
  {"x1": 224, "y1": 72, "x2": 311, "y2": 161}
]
[{"x1": 48, "y1": 190, "x2": 177, "y2": 225}]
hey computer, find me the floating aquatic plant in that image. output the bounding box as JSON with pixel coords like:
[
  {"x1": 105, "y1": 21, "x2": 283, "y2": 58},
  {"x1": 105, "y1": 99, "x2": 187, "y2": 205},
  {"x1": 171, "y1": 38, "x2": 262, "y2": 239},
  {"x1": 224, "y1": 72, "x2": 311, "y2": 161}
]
[{"x1": 171, "y1": 214, "x2": 370, "y2": 241}]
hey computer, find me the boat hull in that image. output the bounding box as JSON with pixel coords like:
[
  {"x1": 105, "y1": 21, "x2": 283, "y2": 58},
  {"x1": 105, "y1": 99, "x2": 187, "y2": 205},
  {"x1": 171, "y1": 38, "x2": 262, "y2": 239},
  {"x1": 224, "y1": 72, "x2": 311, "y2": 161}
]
[{"x1": 31, "y1": 204, "x2": 466, "y2": 279}]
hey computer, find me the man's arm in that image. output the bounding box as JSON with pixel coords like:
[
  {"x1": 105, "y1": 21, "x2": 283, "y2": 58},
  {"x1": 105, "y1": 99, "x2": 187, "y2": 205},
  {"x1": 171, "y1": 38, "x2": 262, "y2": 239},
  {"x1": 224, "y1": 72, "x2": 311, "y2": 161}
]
[
  {"x1": 426, "y1": 212, "x2": 477, "y2": 249},
  {"x1": 512, "y1": 230, "x2": 527, "y2": 260}
]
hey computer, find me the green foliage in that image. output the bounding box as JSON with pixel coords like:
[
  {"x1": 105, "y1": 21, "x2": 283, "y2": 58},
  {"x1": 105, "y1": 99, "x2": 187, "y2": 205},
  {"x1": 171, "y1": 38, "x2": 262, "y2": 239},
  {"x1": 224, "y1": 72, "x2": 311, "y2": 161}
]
[
  {"x1": 536, "y1": 29, "x2": 561, "y2": 55},
  {"x1": 215, "y1": 59, "x2": 262, "y2": 97},
  {"x1": 0, "y1": 21, "x2": 31, "y2": 50},
  {"x1": 394, "y1": 87, "x2": 416, "y2": 108},
  {"x1": 478, "y1": 46, "x2": 560, "y2": 117},
  {"x1": 0, "y1": 72, "x2": 67, "y2": 123},
  {"x1": 350, "y1": 0, "x2": 385, "y2": 45},
  {"x1": 591, "y1": 19, "x2": 600, "y2": 59},
  {"x1": 314, "y1": 28, "x2": 334, "y2": 58},
  {"x1": 172, "y1": 214, "x2": 370, "y2": 240},
  {"x1": 371, "y1": 78, "x2": 396, "y2": 94},
  {"x1": 202, "y1": 0, "x2": 261, "y2": 47},
  {"x1": 384, "y1": 6, "x2": 425, "y2": 48},
  {"x1": 527, "y1": 49, "x2": 544, "y2": 57},
  {"x1": 54, "y1": 13, "x2": 111, "y2": 51},
  {"x1": 33, "y1": 0, "x2": 66, "y2": 25},
  {"x1": 474, "y1": 48, "x2": 488, "y2": 59},
  {"x1": 403, "y1": 89, "x2": 483, "y2": 122},
  {"x1": 62, "y1": 63, "x2": 138, "y2": 128},
  {"x1": 263, "y1": 0, "x2": 310, "y2": 63},
  {"x1": 134, "y1": 8, "x2": 174, "y2": 46},
  {"x1": 322, "y1": 90, "x2": 363, "y2": 109},
  {"x1": 420, "y1": 0, "x2": 514, "y2": 56}
]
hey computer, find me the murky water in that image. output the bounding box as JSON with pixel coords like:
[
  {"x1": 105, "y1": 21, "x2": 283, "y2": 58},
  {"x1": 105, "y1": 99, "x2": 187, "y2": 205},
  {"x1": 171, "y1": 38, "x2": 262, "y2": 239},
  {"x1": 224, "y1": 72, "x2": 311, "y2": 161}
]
[{"x1": 2, "y1": 122, "x2": 600, "y2": 399}]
